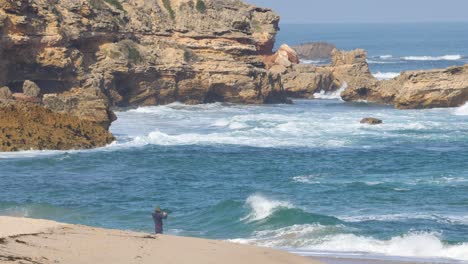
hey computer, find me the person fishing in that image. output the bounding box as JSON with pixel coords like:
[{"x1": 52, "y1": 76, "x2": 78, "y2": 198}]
[{"x1": 152, "y1": 206, "x2": 168, "y2": 234}]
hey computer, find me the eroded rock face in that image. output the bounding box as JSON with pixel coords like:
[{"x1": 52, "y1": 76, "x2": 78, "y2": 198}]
[
  {"x1": 340, "y1": 63, "x2": 468, "y2": 109},
  {"x1": 0, "y1": 102, "x2": 114, "y2": 152},
  {"x1": 0, "y1": 0, "x2": 288, "y2": 151},
  {"x1": 392, "y1": 66, "x2": 468, "y2": 109},
  {"x1": 0, "y1": 86, "x2": 12, "y2": 99},
  {"x1": 43, "y1": 88, "x2": 117, "y2": 129},
  {"x1": 0, "y1": 0, "x2": 285, "y2": 107},
  {"x1": 281, "y1": 64, "x2": 339, "y2": 98}
]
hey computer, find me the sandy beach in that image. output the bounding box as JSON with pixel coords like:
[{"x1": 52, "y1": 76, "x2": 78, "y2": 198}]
[{"x1": 0, "y1": 216, "x2": 320, "y2": 264}]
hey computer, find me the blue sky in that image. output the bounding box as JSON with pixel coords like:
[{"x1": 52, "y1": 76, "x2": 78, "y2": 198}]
[{"x1": 246, "y1": 0, "x2": 468, "y2": 23}]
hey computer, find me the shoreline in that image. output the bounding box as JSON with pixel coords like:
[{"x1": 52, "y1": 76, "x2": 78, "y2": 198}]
[
  {"x1": 0, "y1": 216, "x2": 320, "y2": 264},
  {"x1": 1, "y1": 217, "x2": 465, "y2": 264}
]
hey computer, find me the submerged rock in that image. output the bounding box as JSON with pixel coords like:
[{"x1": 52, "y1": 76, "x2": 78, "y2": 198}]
[
  {"x1": 292, "y1": 42, "x2": 337, "y2": 61},
  {"x1": 360, "y1": 117, "x2": 383, "y2": 125},
  {"x1": 0, "y1": 102, "x2": 114, "y2": 152},
  {"x1": 22, "y1": 80, "x2": 41, "y2": 98}
]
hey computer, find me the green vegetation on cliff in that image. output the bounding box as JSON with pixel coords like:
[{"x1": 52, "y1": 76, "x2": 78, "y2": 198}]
[
  {"x1": 162, "y1": 0, "x2": 175, "y2": 19},
  {"x1": 196, "y1": 0, "x2": 207, "y2": 13}
]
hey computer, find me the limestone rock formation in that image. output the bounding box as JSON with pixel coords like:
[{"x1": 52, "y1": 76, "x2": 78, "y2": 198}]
[
  {"x1": 22, "y1": 80, "x2": 41, "y2": 98},
  {"x1": 292, "y1": 42, "x2": 337, "y2": 61},
  {"x1": 0, "y1": 0, "x2": 289, "y2": 151},
  {"x1": 281, "y1": 64, "x2": 339, "y2": 98},
  {"x1": 277, "y1": 47, "x2": 468, "y2": 109},
  {"x1": 390, "y1": 66, "x2": 468, "y2": 109},
  {"x1": 0, "y1": 86, "x2": 12, "y2": 99},
  {"x1": 360, "y1": 117, "x2": 383, "y2": 125},
  {"x1": 268, "y1": 44, "x2": 300, "y2": 68},
  {"x1": 0, "y1": 102, "x2": 114, "y2": 152},
  {"x1": 0, "y1": 0, "x2": 286, "y2": 107},
  {"x1": 341, "y1": 63, "x2": 468, "y2": 109},
  {"x1": 43, "y1": 88, "x2": 116, "y2": 129}
]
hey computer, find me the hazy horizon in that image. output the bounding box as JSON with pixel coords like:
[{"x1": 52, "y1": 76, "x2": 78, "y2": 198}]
[{"x1": 246, "y1": 0, "x2": 468, "y2": 24}]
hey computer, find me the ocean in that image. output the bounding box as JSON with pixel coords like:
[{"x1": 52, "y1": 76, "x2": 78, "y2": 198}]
[{"x1": 1, "y1": 23, "x2": 468, "y2": 263}]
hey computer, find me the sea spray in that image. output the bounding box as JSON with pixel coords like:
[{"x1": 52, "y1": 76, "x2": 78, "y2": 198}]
[
  {"x1": 233, "y1": 228, "x2": 468, "y2": 261},
  {"x1": 454, "y1": 102, "x2": 468, "y2": 116},
  {"x1": 313, "y1": 82, "x2": 348, "y2": 100},
  {"x1": 373, "y1": 72, "x2": 400, "y2": 80}
]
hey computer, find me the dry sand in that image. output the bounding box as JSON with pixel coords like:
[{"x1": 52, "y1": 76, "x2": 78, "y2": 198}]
[{"x1": 0, "y1": 216, "x2": 321, "y2": 264}]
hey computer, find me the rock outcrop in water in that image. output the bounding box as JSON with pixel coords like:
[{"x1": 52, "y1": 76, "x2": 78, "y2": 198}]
[
  {"x1": 360, "y1": 117, "x2": 383, "y2": 125},
  {"x1": 278, "y1": 47, "x2": 468, "y2": 109},
  {"x1": 342, "y1": 65, "x2": 468, "y2": 109}
]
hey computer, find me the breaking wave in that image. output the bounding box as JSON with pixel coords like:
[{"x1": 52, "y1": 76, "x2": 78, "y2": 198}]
[
  {"x1": 232, "y1": 227, "x2": 468, "y2": 261},
  {"x1": 402, "y1": 55, "x2": 462, "y2": 61},
  {"x1": 379, "y1": 55, "x2": 393, "y2": 59},
  {"x1": 242, "y1": 194, "x2": 293, "y2": 221},
  {"x1": 313, "y1": 82, "x2": 347, "y2": 100},
  {"x1": 373, "y1": 72, "x2": 400, "y2": 80}
]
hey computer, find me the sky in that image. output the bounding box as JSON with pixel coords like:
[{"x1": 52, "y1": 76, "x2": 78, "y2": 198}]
[{"x1": 246, "y1": 0, "x2": 468, "y2": 24}]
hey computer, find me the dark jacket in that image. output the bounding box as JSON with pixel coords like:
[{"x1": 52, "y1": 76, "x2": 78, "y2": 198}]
[{"x1": 152, "y1": 212, "x2": 167, "y2": 234}]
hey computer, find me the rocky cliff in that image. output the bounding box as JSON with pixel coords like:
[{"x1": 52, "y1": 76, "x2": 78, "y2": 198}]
[
  {"x1": 341, "y1": 65, "x2": 468, "y2": 109},
  {"x1": 0, "y1": 0, "x2": 287, "y2": 151},
  {"x1": 0, "y1": 0, "x2": 285, "y2": 108}
]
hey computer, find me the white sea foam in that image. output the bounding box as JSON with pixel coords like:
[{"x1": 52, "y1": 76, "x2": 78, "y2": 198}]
[
  {"x1": 242, "y1": 194, "x2": 293, "y2": 221},
  {"x1": 366, "y1": 60, "x2": 398, "y2": 64},
  {"x1": 454, "y1": 102, "x2": 468, "y2": 116},
  {"x1": 232, "y1": 225, "x2": 468, "y2": 261},
  {"x1": 373, "y1": 72, "x2": 400, "y2": 80},
  {"x1": 292, "y1": 175, "x2": 322, "y2": 184},
  {"x1": 379, "y1": 55, "x2": 393, "y2": 59},
  {"x1": 313, "y1": 82, "x2": 347, "y2": 100},
  {"x1": 402, "y1": 55, "x2": 462, "y2": 61},
  {"x1": 300, "y1": 59, "x2": 327, "y2": 65}
]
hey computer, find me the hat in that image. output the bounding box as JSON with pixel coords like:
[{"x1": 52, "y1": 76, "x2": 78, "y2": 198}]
[{"x1": 155, "y1": 206, "x2": 161, "y2": 212}]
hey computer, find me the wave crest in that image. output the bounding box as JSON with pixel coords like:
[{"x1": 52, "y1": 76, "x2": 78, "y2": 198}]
[
  {"x1": 232, "y1": 226, "x2": 468, "y2": 261},
  {"x1": 242, "y1": 194, "x2": 293, "y2": 221}
]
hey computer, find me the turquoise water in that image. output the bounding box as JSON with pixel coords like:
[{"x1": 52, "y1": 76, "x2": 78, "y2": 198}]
[{"x1": 1, "y1": 23, "x2": 468, "y2": 262}]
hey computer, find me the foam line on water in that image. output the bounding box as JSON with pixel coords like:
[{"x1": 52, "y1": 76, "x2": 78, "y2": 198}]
[
  {"x1": 338, "y1": 213, "x2": 468, "y2": 225},
  {"x1": 402, "y1": 55, "x2": 462, "y2": 61}
]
